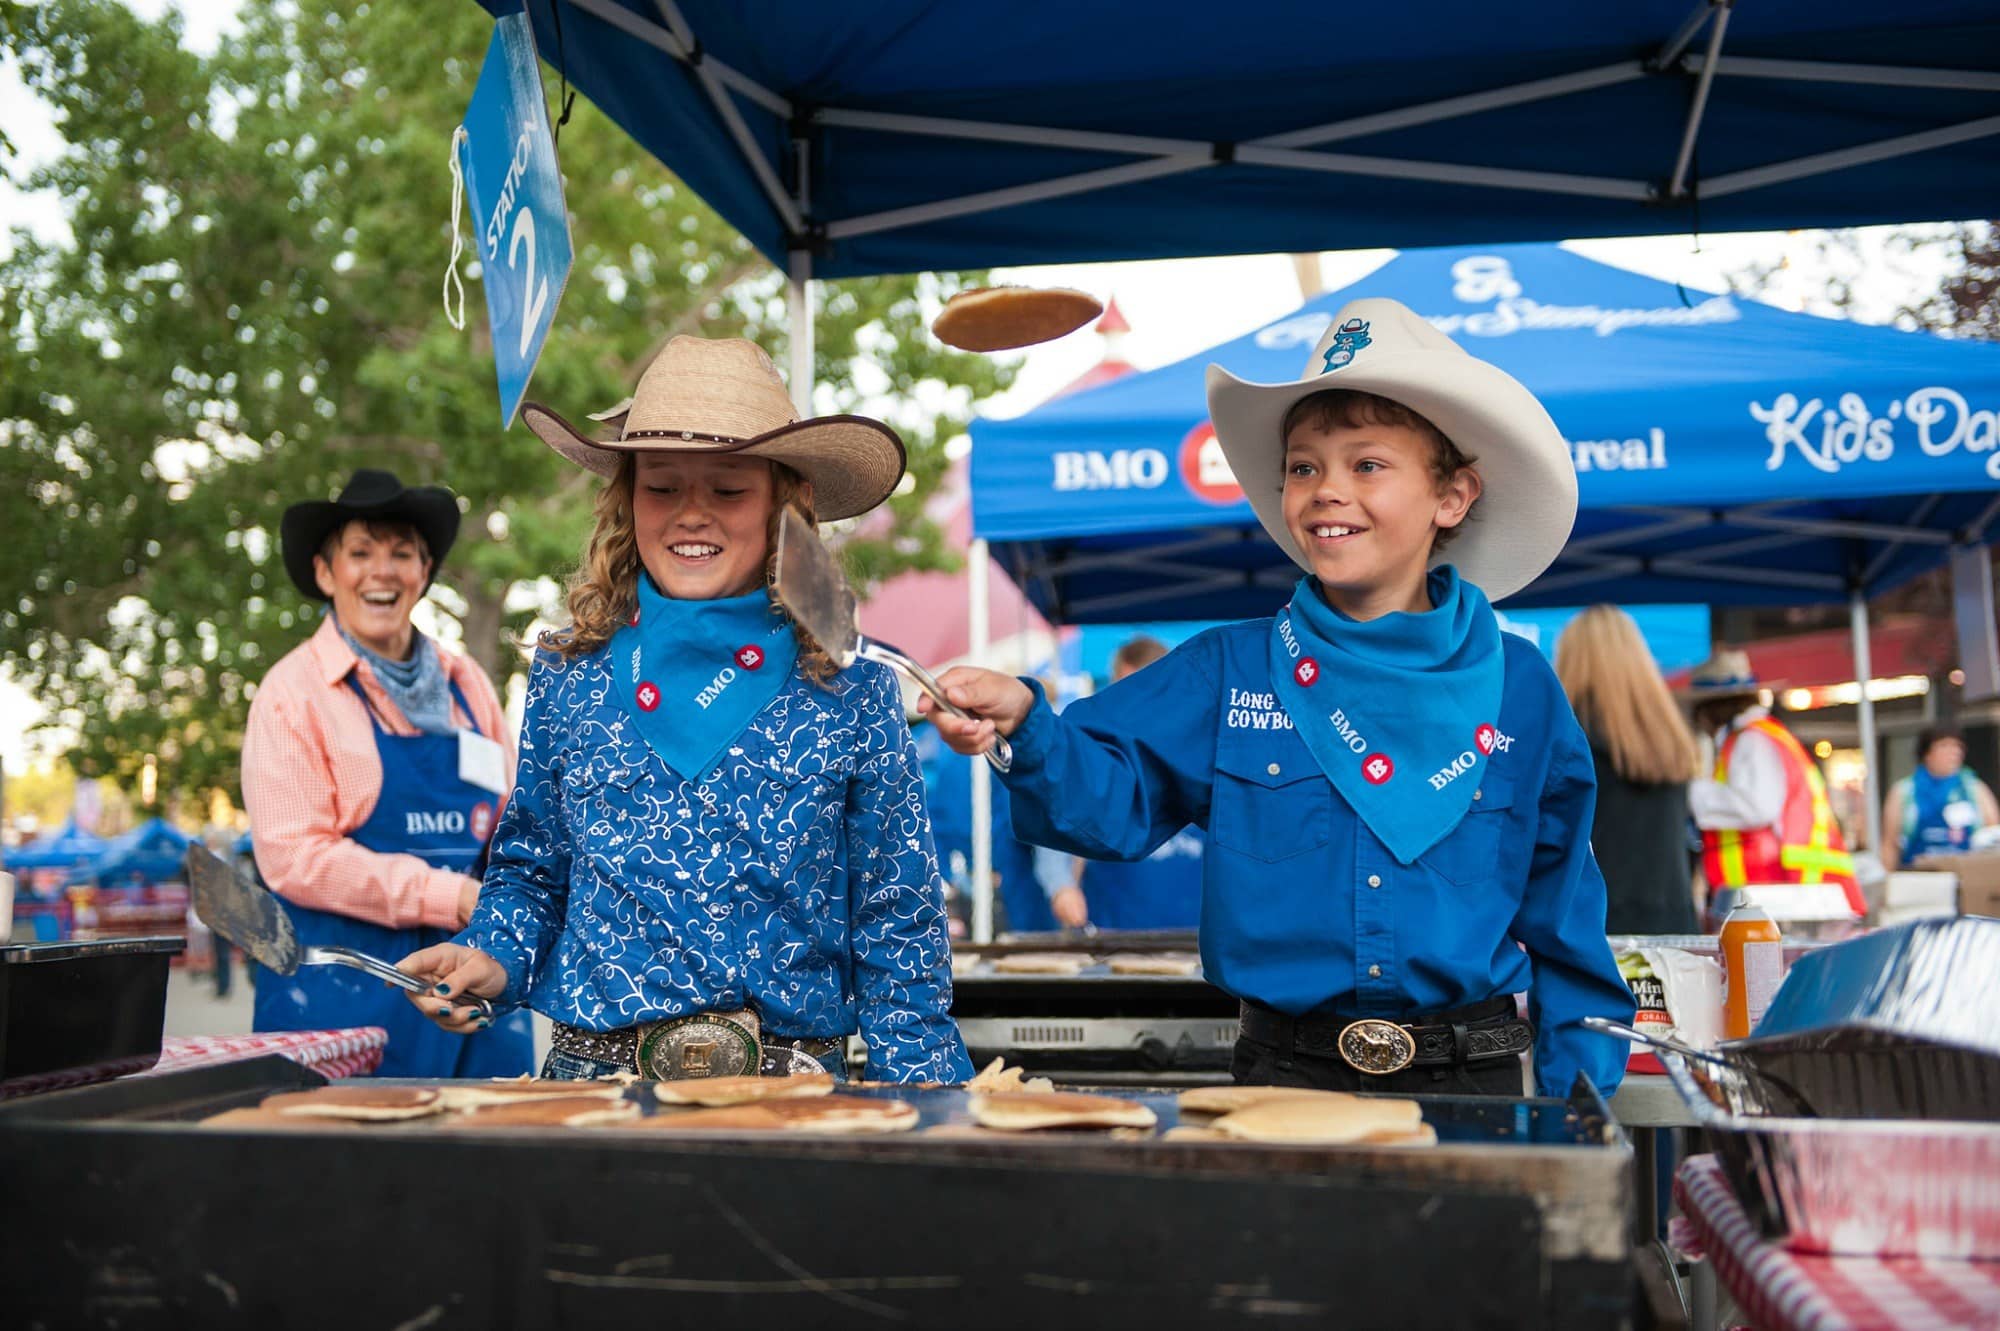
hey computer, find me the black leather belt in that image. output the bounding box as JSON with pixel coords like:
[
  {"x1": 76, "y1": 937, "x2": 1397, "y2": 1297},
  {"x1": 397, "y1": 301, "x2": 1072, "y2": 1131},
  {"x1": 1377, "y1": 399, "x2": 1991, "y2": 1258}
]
[
  {"x1": 553, "y1": 1016, "x2": 844, "y2": 1080},
  {"x1": 1239, "y1": 995, "x2": 1532, "y2": 1076}
]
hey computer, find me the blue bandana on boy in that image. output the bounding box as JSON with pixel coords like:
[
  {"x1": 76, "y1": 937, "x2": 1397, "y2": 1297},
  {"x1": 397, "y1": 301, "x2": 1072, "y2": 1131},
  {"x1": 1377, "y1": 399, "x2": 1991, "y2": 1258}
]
[
  {"x1": 613, "y1": 576, "x2": 797, "y2": 780},
  {"x1": 1270, "y1": 566, "x2": 1505, "y2": 865}
]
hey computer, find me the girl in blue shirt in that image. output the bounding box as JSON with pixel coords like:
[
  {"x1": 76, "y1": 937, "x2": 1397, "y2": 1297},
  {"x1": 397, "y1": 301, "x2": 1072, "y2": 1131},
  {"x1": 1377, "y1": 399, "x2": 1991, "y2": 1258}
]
[
  {"x1": 401, "y1": 337, "x2": 973, "y2": 1085},
  {"x1": 926, "y1": 299, "x2": 1634, "y2": 1098}
]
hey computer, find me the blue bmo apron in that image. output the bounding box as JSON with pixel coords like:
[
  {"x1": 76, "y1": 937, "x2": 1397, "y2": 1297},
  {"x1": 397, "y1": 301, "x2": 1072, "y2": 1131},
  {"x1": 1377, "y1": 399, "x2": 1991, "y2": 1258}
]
[{"x1": 251, "y1": 675, "x2": 534, "y2": 1078}]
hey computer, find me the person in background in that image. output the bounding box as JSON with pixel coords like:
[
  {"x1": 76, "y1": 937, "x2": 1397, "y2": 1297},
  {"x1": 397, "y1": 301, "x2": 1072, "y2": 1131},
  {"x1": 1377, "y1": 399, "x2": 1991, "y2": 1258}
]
[
  {"x1": 1553, "y1": 606, "x2": 1700, "y2": 935},
  {"x1": 1072, "y1": 636, "x2": 1206, "y2": 931},
  {"x1": 916, "y1": 721, "x2": 1061, "y2": 935},
  {"x1": 1882, "y1": 725, "x2": 2000, "y2": 871},
  {"x1": 1687, "y1": 649, "x2": 1865, "y2": 919},
  {"x1": 241, "y1": 468, "x2": 532, "y2": 1077}
]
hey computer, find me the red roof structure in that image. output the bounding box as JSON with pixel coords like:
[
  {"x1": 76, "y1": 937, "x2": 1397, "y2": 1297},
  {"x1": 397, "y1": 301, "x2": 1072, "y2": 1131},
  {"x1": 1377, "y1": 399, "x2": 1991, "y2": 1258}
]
[{"x1": 1667, "y1": 616, "x2": 1956, "y2": 693}]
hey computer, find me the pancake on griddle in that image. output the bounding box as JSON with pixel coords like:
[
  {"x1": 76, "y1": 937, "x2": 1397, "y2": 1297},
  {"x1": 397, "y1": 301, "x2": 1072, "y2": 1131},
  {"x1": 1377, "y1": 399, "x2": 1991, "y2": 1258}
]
[
  {"x1": 652, "y1": 1072, "x2": 835, "y2": 1107},
  {"x1": 1107, "y1": 954, "x2": 1200, "y2": 977},
  {"x1": 608, "y1": 1094, "x2": 917, "y2": 1135},
  {"x1": 203, "y1": 1105, "x2": 364, "y2": 1130},
  {"x1": 931, "y1": 286, "x2": 1102, "y2": 352},
  {"x1": 263, "y1": 1085, "x2": 445, "y2": 1122},
  {"x1": 965, "y1": 1057, "x2": 1055, "y2": 1094},
  {"x1": 969, "y1": 1091, "x2": 1157, "y2": 1132},
  {"x1": 988, "y1": 952, "x2": 1091, "y2": 976},
  {"x1": 443, "y1": 1095, "x2": 641, "y2": 1128},
  {"x1": 437, "y1": 1078, "x2": 627, "y2": 1110},
  {"x1": 1176, "y1": 1085, "x2": 1361, "y2": 1119},
  {"x1": 1207, "y1": 1095, "x2": 1424, "y2": 1145}
]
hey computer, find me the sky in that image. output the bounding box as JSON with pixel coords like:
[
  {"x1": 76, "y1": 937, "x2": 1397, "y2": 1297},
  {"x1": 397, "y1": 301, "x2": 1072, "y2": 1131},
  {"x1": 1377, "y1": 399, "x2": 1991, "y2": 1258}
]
[{"x1": 0, "y1": 1, "x2": 1968, "y2": 772}]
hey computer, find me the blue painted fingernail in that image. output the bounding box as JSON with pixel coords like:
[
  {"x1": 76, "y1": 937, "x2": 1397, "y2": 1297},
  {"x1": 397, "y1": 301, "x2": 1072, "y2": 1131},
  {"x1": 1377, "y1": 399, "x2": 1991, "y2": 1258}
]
[
  {"x1": 434, "y1": 983, "x2": 450, "y2": 995},
  {"x1": 437, "y1": 1005, "x2": 453, "y2": 1017}
]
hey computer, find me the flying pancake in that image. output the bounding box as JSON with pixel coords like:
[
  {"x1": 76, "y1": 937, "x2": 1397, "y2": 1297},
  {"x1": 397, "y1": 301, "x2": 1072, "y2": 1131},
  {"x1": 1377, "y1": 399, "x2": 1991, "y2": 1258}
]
[{"x1": 931, "y1": 286, "x2": 1103, "y2": 352}]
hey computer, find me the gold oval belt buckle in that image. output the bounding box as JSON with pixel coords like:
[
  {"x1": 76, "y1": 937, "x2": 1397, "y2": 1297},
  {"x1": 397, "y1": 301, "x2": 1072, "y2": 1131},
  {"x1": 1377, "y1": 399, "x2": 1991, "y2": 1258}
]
[{"x1": 1337, "y1": 1018, "x2": 1417, "y2": 1075}]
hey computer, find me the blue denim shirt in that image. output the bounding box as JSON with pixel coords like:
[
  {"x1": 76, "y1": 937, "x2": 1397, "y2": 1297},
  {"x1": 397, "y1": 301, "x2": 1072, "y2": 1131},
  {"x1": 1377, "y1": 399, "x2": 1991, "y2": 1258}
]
[
  {"x1": 460, "y1": 645, "x2": 973, "y2": 1084},
  {"x1": 999, "y1": 619, "x2": 1634, "y2": 1097}
]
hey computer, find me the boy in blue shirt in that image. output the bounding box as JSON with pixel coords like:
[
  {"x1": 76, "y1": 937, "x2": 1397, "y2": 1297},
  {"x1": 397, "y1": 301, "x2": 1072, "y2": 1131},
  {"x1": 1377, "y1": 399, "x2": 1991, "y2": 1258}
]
[{"x1": 925, "y1": 298, "x2": 1634, "y2": 1097}]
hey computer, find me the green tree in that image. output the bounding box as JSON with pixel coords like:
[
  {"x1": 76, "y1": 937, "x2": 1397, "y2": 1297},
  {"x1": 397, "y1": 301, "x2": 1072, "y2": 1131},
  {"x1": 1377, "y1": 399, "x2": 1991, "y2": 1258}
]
[{"x1": 1, "y1": 0, "x2": 1013, "y2": 802}]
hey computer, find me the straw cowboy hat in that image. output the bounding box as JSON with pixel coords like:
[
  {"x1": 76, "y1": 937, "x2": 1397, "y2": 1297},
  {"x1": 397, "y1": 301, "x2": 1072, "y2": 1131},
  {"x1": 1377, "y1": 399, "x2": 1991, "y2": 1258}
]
[
  {"x1": 1686, "y1": 648, "x2": 1778, "y2": 701},
  {"x1": 1205, "y1": 297, "x2": 1577, "y2": 602},
  {"x1": 522, "y1": 336, "x2": 906, "y2": 521},
  {"x1": 280, "y1": 468, "x2": 460, "y2": 601}
]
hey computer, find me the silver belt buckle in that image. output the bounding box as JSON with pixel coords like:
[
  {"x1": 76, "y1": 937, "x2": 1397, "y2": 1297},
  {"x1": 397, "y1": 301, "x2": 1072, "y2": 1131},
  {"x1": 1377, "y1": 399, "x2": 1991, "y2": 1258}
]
[
  {"x1": 637, "y1": 1009, "x2": 762, "y2": 1080},
  {"x1": 1337, "y1": 1018, "x2": 1417, "y2": 1075}
]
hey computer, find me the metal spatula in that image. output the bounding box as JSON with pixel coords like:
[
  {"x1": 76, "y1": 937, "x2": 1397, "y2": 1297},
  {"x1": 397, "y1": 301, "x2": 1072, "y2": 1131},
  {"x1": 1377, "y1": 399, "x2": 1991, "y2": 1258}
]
[
  {"x1": 774, "y1": 508, "x2": 1012, "y2": 773},
  {"x1": 185, "y1": 844, "x2": 493, "y2": 1018}
]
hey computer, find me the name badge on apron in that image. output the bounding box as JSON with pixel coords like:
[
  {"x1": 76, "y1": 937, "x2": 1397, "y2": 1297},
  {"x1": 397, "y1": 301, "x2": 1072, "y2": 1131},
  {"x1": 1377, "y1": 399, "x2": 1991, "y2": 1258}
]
[{"x1": 458, "y1": 729, "x2": 509, "y2": 796}]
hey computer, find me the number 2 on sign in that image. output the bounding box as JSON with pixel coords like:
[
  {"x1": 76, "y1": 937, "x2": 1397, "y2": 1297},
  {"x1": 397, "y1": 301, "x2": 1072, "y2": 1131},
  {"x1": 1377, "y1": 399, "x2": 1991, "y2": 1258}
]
[{"x1": 507, "y1": 206, "x2": 551, "y2": 360}]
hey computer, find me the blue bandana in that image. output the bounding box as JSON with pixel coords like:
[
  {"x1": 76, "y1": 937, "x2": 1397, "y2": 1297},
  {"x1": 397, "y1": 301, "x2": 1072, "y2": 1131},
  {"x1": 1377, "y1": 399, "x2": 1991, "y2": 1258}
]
[
  {"x1": 613, "y1": 578, "x2": 798, "y2": 780},
  {"x1": 1270, "y1": 567, "x2": 1505, "y2": 865},
  {"x1": 335, "y1": 616, "x2": 456, "y2": 736}
]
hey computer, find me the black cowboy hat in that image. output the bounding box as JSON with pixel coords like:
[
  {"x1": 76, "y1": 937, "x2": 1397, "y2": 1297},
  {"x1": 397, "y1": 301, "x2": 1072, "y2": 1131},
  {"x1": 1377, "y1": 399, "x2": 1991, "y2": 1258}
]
[{"x1": 280, "y1": 468, "x2": 461, "y2": 601}]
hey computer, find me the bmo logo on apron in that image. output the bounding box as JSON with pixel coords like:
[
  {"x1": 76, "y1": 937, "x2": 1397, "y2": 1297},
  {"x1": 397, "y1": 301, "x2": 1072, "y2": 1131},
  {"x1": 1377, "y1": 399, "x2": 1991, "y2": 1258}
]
[{"x1": 406, "y1": 803, "x2": 493, "y2": 839}]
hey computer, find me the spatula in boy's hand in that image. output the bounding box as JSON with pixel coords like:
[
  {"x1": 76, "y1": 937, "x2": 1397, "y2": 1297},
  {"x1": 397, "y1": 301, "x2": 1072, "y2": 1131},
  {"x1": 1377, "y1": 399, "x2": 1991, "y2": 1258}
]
[{"x1": 773, "y1": 507, "x2": 1012, "y2": 773}]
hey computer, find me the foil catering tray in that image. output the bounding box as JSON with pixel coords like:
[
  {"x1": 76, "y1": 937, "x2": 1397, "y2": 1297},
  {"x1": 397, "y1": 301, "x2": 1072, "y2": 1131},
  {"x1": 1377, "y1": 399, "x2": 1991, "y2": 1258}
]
[{"x1": 1663, "y1": 1050, "x2": 2000, "y2": 1260}]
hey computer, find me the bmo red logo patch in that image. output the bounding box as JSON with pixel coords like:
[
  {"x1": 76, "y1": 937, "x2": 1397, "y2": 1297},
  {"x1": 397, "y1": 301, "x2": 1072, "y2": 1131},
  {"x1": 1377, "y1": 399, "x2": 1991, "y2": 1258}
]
[
  {"x1": 635, "y1": 681, "x2": 661, "y2": 712},
  {"x1": 1293, "y1": 657, "x2": 1321, "y2": 687},
  {"x1": 1178, "y1": 421, "x2": 1244, "y2": 506},
  {"x1": 1475, "y1": 724, "x2": 1498, "y2": 756},
  {"x1": 735, "y1": 644, "x2": 765, "y2": 671},
  {"x1": 1362, "y1": 753, "x2": 1394, "y2": 785},
  {"x1": 469, "y1": 802, "x2": 495, "y2": 841}
]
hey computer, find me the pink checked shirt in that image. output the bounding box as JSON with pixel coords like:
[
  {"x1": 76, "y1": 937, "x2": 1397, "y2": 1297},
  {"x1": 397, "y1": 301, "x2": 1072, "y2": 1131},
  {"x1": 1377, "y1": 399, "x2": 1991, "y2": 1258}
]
[{"x1": 241, "y1": 615, "x2": 515, "y2": 930}]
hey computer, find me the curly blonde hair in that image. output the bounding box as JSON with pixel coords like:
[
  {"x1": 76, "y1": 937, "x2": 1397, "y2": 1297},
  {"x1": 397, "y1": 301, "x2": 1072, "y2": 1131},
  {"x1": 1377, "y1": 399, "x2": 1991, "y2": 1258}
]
[{"x1": 543, "y1": 454, "x2": 839, "y2": 683}]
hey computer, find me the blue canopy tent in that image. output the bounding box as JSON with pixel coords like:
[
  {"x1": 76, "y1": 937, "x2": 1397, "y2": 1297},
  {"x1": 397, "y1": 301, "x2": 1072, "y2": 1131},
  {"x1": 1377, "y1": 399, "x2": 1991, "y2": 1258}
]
[
  {"x1": 469, "y1": 0, "x2": 2000, "y2": 934},
  {"x1": 972, "y1": 242, "x2": 2000, "y2": 853},
  {"x1": 3, "y1": 819, "x2": 108, "y2": 873},
  {"x1": 74, "y1": 818, "x2": 194, "y2": 888}
]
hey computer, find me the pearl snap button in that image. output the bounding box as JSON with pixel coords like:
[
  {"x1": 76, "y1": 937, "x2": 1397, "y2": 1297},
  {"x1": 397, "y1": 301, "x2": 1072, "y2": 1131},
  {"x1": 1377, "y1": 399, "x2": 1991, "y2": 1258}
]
[
  {"x1": 1368, "y1": 964, "x2": 1382, "y2": 978},
  {"x1": 1266, "y1": 762, "x2": 1280, "y2": 776}
]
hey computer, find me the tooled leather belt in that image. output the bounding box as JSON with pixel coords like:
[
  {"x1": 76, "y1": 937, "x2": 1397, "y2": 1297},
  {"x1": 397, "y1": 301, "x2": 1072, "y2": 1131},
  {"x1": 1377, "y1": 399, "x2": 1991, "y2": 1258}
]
[
  {"x1": 552, "y1": 1011, "x2": 845, "y2": 1081},
  {"x1": 1239, "y1": 995, "x2": 1533, "y2": 1076}
]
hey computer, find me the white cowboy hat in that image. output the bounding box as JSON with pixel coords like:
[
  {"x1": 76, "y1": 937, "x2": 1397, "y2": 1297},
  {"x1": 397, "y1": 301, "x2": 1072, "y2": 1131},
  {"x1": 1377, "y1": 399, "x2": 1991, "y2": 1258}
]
[
  {"x1": 1204, "y1": 297, "x2": 1576, "y2": 603},
  {"x1": 522, "y1": 336, "x2": 906, "y2": 522}
]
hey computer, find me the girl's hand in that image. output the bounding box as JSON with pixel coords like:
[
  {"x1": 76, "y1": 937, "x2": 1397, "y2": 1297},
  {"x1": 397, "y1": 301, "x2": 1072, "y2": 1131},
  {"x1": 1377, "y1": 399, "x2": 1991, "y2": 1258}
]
[
  {"x1": 398, "y1": 943, "x2": 507, "y2": 1034},
  {"x1": 920, "y1": 667, "x2": 1035, "y2": 756}
]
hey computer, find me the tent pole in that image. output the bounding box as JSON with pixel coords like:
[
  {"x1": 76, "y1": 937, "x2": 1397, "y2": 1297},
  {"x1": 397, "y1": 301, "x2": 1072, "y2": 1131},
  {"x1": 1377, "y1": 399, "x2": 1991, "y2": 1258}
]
[
  {"x1": 786, "y1": 250, "x2": 813, "y2": 416},
  {"x1": 1851, "y1": 588, "x2": 1884, "y2": 863},
  {"x1": 970, "y1": 538, "x2": 995, "y2": 943}
]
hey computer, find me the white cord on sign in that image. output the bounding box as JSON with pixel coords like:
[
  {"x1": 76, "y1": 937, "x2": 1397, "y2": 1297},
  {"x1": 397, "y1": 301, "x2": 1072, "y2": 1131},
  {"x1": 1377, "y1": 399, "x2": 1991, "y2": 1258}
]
[{"x1": 442, "y1": 126, "x2": 469, "y2": 331}]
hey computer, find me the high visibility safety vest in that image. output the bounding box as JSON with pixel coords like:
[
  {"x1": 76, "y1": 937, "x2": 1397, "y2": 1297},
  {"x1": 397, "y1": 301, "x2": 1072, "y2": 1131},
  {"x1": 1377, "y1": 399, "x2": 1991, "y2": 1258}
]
[{"x1": 1701, "y1": 717, "x2": 1865, "y2": 916}]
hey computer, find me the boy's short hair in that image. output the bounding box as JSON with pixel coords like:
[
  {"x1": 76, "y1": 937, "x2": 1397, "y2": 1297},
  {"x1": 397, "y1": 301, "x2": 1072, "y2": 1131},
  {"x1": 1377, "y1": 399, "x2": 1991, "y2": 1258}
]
[
  {"x1": 317, "y1": 518, "x2": 431, "y2": 566},
  {"x1": 1281, "y1": 388, "x2": 1479, "y2": 550}
]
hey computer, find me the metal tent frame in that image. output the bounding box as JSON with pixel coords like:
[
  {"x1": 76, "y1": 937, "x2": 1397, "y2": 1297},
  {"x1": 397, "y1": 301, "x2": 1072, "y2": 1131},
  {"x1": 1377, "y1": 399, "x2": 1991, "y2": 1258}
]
[{"x1": 526, "y1": 0, "x2": 2000, "y2": 936}]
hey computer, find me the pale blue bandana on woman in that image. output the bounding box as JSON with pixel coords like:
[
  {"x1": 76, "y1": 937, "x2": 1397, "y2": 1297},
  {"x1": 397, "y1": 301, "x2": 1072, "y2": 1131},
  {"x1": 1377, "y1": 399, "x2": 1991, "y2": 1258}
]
[{"x1": 1272, "y1": 565, "x2": 1504, "y2": 865}]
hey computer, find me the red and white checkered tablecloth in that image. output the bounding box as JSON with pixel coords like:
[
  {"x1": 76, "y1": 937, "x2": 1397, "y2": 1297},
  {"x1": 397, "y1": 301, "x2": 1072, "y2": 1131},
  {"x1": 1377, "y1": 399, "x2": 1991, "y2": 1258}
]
[
  {"x1": 146, "y1": 1028, "x2": 389, "y2": 1080},
  {"x1": 1674, "y1": 1154, "x2": 2000, "y2": 1331}
]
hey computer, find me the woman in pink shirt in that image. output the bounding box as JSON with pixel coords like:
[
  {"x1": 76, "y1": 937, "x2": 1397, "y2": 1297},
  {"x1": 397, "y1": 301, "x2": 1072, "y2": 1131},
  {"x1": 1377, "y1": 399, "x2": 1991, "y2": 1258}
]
[{"x1": 240, "y1": 468, "x2": 532, "y2": 1077}]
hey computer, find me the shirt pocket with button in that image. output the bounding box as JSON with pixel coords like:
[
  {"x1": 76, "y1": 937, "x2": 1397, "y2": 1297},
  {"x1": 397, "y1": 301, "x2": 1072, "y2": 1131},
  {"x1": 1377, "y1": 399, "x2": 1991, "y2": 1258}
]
[
  {"x1": 1420, "y1": 768, "x2": 1522, "y2": 888},
  {"x1": 557, "y1": 745, "x2": 654, "y2": 874},
  {"x1": 1208, "y1": 741, "x2": 1334, "y2": 864},
  {"x1": 731, "y1": 729, "x2": 851, "y2": 890}
]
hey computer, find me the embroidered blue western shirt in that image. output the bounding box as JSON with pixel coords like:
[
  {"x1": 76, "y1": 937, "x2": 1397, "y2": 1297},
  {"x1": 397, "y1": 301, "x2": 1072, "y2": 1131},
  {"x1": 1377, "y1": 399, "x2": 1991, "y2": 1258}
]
[
  {"x1": 459, "y1": 645, "x2": 974, "y2": 1084},
  {"x1": 999, "y1": 619, "x2": 1634, "y2": 1096}
]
